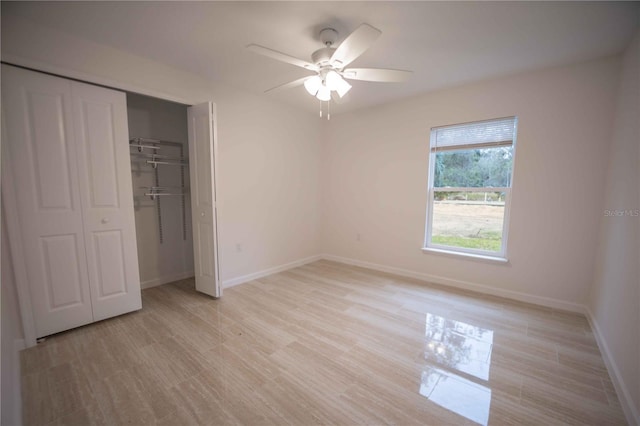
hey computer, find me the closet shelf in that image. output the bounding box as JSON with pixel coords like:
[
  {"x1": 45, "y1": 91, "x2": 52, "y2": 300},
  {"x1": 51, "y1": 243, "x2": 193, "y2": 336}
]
[
  {"x1": 130, "y1": 151, "x2": 188, "y2": 168},
  {"x1": 130, "y1": 137, "x2": 183, "y2": 147},
  {"x1": 130, "y1": 143, "x2": 161, "y2": 152},
  {"x1": 142, "y1": 185, "x2": 189, "y2": 190},
  {"x1": 144, "y1": 192, "x2": 189, "y2": 201},
  {"x1": 147, "y1": 159, "x2": 187, "y2": 168},
  {"x1": 131, "y1": 152, "x2": 181, "y2": 160},
  {"x1": 142, "y1": 186, "x2": 189, "y2": 200}
]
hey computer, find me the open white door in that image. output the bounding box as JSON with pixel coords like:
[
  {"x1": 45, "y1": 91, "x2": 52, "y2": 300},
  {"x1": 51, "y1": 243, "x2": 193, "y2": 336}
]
[{"x1": 187, "y1": 102, "x2": 220, "y2": 297}]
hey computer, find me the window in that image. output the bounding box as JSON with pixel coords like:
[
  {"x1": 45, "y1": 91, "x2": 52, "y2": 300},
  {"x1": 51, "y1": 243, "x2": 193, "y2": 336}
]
[{"x1": 424, "y1": 117, "x2": 518, "y2": 259}]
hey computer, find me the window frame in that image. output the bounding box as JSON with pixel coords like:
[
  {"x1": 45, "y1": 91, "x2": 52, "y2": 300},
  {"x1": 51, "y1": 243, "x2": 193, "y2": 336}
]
[{"x1": 423, "y1": 117, "x2": 518, "y2": 260}]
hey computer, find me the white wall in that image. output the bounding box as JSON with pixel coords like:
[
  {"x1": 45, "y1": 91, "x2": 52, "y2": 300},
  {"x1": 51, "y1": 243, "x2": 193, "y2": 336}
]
[
  {"x1": 322, "y1": 57, "x2": 620, "y2": 310},
  {"x1": 0, "y1": 14, "x2": 323, "y2": 286},
  {"x1": 590, "y1": 31, "x2": 640, "y2": 425},
  {"x1": 1, "y1": 206, "x2": 24, "y2": 426},
  {"x1": 126, "y1": 94, "x2": 194, "y2": 288},
  {"x1": 216, "y1": 89, "x2": 322, "y2": 281}
]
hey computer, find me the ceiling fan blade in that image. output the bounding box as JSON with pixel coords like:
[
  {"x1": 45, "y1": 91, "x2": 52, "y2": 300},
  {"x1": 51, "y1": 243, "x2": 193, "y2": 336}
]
[
  {"x1": 264, "y1": 76, "x2": 310, "y2": 94},
  {"x1": 342, "y1": 68, "x2": 412, "y2": 82},
  {"x1": 247, "y1": 44, "x2": 319, "y2": 71},
  {"x1": 330, "y1": 23, "x2": 381, "y2": 68}
]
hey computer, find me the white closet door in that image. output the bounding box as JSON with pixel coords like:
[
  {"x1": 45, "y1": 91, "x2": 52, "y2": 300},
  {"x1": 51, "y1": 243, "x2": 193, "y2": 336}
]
[
  {"x1": 72, "y1": 82, "x2": 142, "y2": 321},
  {"x1": 188, "y1": 102, "x2": 220, "y2": 297},
  {"x1": 1, "y1": 65, "x2": 94, "y2": 337}
]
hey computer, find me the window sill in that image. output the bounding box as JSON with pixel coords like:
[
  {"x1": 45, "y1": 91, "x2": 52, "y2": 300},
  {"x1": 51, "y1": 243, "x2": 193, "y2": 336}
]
[{"x1": 421, "y1": 247, "x2": 509, "y2": 264}]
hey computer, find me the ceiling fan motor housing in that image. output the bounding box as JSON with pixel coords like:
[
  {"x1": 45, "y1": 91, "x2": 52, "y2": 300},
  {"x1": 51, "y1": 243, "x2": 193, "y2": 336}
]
[
  {"x1": 312, "y1": 28, "x2": 341, "y2": 68},
  {"x1": 311, "y1": 47, "x2": 337, "y2": 68}
]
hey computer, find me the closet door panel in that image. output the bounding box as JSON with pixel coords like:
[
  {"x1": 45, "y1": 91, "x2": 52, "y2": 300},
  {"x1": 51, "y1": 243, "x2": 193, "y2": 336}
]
[
  {"x1": 196, "y1": 223, "x2": 214, "y2": 277},
  {"x1": 28, "y1": 92, "x2": 75, "y2": 209},
  {"x1": 81, "y1": 101, "x2": 120, "y2": 206},
  {"x1": 1, "y1": 65, "x2": 94, "y2": 337},
  {"x1": 72, "y1": 81, "x2": 142, "y2": 321},
  {"x1": 188, "y1": 102, "x2": 220, "y2": 297},
  {"x1": 92, "y1": 230, "x2": 128, "y2": 297},
  {"x1": 40, "y1": 235, "x2": 85, "y2": 308}
]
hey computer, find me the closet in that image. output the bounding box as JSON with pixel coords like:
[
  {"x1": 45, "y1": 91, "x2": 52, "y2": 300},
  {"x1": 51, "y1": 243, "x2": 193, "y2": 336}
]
[
  {"x1": 1, "y1": 65, "x2": 220, "y2": 344},
  {"x1": 127, "y1": 95, "x2": 194, "y2": 290},
  {"x1": 126, "y1": 97, "x2": 221, "y2": 299}
]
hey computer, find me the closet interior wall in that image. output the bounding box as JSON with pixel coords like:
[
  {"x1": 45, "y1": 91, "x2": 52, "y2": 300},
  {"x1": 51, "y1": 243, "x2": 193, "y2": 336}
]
[{"x1": 126, "y1": 93, "x2": 194, "y2": 288}]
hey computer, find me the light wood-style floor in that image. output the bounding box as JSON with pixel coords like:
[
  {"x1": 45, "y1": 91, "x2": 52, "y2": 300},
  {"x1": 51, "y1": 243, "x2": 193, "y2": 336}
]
[{"x1": 21, "y1": 260, "x2": 626, "y2": 425}]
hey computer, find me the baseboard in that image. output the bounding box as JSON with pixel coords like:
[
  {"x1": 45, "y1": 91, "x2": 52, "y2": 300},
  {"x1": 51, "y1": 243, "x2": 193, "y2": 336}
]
[
  {"x1": 321, "y1": 254, "x2": 587, "y2": 314},
  {"x1": 220, "y1": 252, "x2": 585, "y2": 312},
  {"x1": 140, "y1": 271, "x2": 195, "y2": 289},
  {"x1": 585, "y1": 308, "x2": 640, "y2": 426},
  {"x1": 222, "y1": 255, "x2": 323, "y2": 289}
]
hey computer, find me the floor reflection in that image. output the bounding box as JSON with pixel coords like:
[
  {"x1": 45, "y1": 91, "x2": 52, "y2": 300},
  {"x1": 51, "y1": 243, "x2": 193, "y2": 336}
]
[{"x1": 420, "y1": 313, "x2": 494, "y2": 425}]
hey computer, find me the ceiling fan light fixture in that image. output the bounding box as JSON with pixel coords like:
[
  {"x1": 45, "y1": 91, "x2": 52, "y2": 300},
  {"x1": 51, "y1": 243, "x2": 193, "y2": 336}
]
[
  {"x1": 304, "y1": 75, "x2": 322, "y2": 96},
  {"x1": 324, "y1": 70, "x2": 341, "y2": 91},
  {"x1": 324, "y1": 70, "x2": 352, "y2": 98},
  {"x1": 335, "y1": 78, "x2": 352, "y2": 98},
  {"x1": 316, "y1": 85, "x2": 331, "y2": 101}
]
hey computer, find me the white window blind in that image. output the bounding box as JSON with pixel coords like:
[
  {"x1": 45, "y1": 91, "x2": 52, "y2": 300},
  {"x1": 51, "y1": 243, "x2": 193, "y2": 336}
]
[{"x1": 432, "y1": 117, "x2": 517, "y2": 152}]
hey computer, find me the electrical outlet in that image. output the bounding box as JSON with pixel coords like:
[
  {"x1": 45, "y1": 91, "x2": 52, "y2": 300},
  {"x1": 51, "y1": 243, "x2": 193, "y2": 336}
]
[
  {"x1": 236, "y1": 243, "x2": 243, "y2": 252},
  {"x1": 356, "y1": 233, "x2": 361, "y2": 242}
]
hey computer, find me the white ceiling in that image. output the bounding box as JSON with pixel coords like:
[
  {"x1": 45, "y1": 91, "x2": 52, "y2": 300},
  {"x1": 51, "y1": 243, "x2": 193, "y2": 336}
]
[{"x1": 3, "y1": 1, "x2": 639, "y2": 114}]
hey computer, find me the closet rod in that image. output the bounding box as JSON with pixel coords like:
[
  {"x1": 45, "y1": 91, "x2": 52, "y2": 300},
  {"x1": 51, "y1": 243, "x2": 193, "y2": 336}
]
[
  {"x1": 130, "y1": 143, "x2": 161, "y2": 151},
  {"x1": 143, "y1": 186, "x2": 189, "y2": 194},
  {"x1": 130, "y1": 137, "x2": 183, "y2": 147},
  {"x1": 143, "y1": 186, "x2": 187, "y2": 191},
  {"x1": 131, "y1": 152, "x2": 187, "y2": 161},
  {"x1": 144, "y1": 188, "x2": 190, "y2": 201},
  {"x1": 145, "y1": 192, "x2": 188, "y2": 201},
  {"x1": 147, "y1": 160, "x2": 187, "y2": 168}
]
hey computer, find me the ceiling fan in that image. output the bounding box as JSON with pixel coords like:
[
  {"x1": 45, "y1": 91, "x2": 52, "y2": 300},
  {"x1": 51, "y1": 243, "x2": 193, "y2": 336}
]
[{"x1": 247, "y1": 23, "x2": 412, "y2": 115}]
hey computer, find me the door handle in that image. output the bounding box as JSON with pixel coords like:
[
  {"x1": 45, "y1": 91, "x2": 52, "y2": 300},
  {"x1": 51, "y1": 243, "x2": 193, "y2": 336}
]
[{"x1": 101, "y1": 218, "x2": 110, "y2": 224}]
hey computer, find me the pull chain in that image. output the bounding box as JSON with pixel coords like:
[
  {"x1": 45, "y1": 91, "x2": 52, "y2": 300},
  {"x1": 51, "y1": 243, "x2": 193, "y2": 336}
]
[{"x1": 318, "y1": 100, "x2": 332, "y2": 120}]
